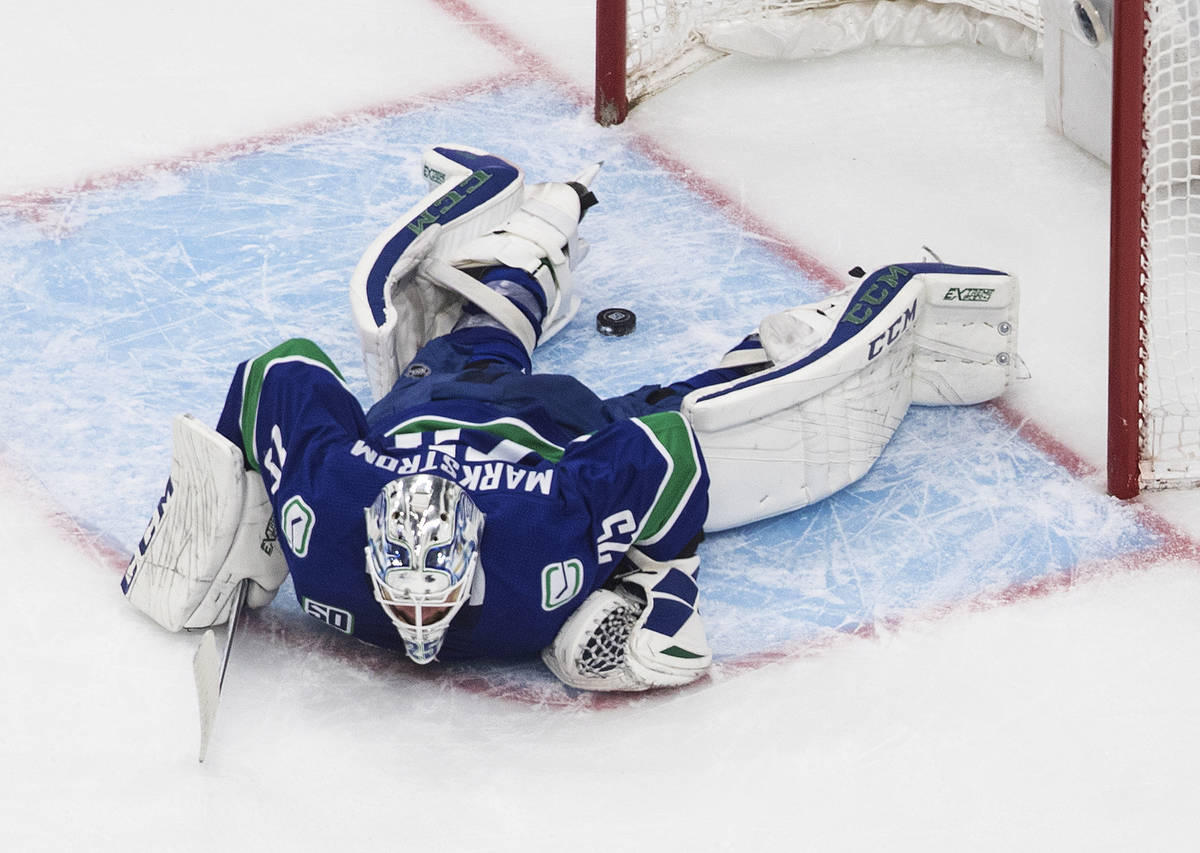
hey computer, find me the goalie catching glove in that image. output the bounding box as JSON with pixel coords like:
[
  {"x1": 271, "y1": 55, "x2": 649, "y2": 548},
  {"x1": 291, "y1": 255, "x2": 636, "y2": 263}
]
[
  {"x1": 542, "y1": 547, "x2": 712, "y2": 691},
  {"x1": 121, "y1": 414, "x2": 289, "y2": 631}
]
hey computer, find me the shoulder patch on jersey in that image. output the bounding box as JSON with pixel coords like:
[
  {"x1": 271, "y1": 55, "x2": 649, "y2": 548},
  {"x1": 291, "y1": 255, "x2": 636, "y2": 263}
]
[
  {"x1": 631, "y1": 411, "x2": 703, "y2": 545},
  {"x1": 280, "y1": 494, "x2": 316, "y2": 557},
  {"x1": 239, "y1": 338, "x2": 347, "y2": 470}
]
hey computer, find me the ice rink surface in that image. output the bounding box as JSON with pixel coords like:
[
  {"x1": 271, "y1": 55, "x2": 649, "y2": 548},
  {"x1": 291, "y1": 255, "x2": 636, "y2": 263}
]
[{"x1": 3, "y1": 2, "x2": 1199, "y2": 850}]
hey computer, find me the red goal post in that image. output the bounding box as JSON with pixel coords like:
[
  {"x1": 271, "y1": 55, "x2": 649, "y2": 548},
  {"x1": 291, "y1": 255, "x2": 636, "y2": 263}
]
[
  {"x1": 1109, "y1": 0, "x2": 1200, "y2": 498},
  {"x1": 1108, "y1": 0, "x2": 1148, "y2": 499},
  {"x1": 596, "y1": 0, "x2": 1200, "y2": 499}
]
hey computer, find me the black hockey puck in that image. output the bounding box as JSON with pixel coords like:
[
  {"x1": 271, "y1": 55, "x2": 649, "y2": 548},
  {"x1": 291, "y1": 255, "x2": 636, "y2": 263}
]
[{"x1": 596, "y1": 307, "x2": 636, "y2": 336}]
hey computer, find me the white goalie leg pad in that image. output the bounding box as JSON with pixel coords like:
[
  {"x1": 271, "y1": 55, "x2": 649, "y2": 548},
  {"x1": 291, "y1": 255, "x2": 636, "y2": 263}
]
[
  {"x1": 684, "y1": 263, "x2": 1024, "y2": 531},
  {"x1": 909, "y1": 268, "x2": 1026, "y2": 405},
  {"x1": 541, "y1": 550, "x2": 711, "y2": 692},
  {"x1": 349, "y1": 145, "x2": 525, "y2": 400},
  {"x1": 122, "y1": 414, "x2": 289, "y2": 632},
  {"x1": 683, "y1": 268, "x2": 924, "y2": 531}
]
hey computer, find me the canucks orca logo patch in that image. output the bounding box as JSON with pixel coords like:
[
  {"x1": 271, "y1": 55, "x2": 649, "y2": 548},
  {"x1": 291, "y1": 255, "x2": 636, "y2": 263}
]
[
  {"x1": 541, "y1": 559, "x2": 584, "y2": 610},
  {"x1": 281, "y1": 495, "x2": 315, "y2": 557}
]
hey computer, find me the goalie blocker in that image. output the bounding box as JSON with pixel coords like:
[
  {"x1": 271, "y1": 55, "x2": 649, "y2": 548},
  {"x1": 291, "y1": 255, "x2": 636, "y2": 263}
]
[
  {"x1": 687, "y1": 262, "x2": 1024, "y2": 531},
  {"x1": 122, "y1": 414, "x2": 289, "y2": 632}
]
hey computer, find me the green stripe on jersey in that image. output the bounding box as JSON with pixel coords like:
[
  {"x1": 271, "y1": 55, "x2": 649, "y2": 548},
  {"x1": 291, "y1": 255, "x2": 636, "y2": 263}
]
[
  {"x1": 240, "y1": 338, "x2": 344, "y2": 470},
  {"x1": 387, "y1": 416, "x2": 565, "y2": 463},
  {"x1": 631, "y1": 411, "x2": 702, "y2": 544}
]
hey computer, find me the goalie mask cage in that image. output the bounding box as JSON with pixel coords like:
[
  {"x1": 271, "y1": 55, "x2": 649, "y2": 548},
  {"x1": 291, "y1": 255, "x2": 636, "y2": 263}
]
[{"x1": 595, "y1": 0, "x2": 1200, "y2": 499}]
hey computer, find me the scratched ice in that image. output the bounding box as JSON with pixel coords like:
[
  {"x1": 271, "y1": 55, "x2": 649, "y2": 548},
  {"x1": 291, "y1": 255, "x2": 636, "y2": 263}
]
[{"x1": 0, "y1": 82, "x2": 1158, "y2": 667}]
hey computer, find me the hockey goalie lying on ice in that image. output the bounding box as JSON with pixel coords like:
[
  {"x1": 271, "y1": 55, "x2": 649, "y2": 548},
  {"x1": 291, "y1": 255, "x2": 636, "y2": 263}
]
[{"x1": 121, "y1": 145, "x2": 1025, "y2": 692}]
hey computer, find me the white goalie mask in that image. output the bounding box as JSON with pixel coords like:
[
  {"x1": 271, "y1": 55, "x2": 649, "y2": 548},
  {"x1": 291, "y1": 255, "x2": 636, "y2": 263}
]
[{"x1": 364, "y1": 474, "x2": 484, "y2": 664}]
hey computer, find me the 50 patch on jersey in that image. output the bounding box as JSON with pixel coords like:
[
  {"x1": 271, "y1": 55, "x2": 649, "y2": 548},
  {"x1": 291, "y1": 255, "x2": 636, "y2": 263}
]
[{"x1": 302, "y1": 597, "x2": 354, "y2": 634}]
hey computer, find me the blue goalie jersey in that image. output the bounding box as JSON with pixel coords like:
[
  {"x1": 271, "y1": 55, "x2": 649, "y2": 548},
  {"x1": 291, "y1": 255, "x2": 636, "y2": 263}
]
[{"x1": 213, "y1": 338, "x2": 709, "y2": 661}]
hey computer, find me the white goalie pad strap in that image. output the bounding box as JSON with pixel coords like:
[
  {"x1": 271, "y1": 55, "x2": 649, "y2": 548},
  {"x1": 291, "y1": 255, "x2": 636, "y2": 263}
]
[
  {"x1": 349, "y1": 145, "x2": 525, "y2": 400},
  {"x1": 718, "y1": 333, "x2": 771, "y2": 369},
  {"x1": 418, "y1": 259, "x2": 539, "y2": 354},
  {"x1": 538, "y1": 268, "x2": 581, "y2": 345},
  {"x1": 447, "y1": 181, "x2": 589, "y2": 348},
  {"x1": 455, "y1": 182, "x2": 584, "y2": 271},
  {"x1": 520, "y1": 194, "x2": 582, "y2": 250},
  {"x1": 122, "y1": 414, "x2": 289, "y2": 632},
  {"x1": 719, "y1": 348, "x2": 767, "y2": 369},
  {"x1": 470, "y1": 202, "x2": 568, "y2": 269},
  {"x1": 541, "y1": 551, "x2": 711, "y2": 692}
]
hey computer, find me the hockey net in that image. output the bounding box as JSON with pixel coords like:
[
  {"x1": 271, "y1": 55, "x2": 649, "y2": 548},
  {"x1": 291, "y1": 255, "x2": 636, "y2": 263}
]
[
  {"x1": 595, "y1": 0, "x2": 1044, "y2": 124},
  {"x1": 597, "y1": 0, "x2": 1200, "y2": 498},
  {"x1": 1111, "y1": 0, "x2": 1200, "y2": 495}
]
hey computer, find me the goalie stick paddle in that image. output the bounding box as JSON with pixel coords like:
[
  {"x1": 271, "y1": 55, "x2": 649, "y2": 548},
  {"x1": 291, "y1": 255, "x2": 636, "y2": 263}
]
[{"x1": 193, "y1": 579, "x2": 250, "y2": 763}]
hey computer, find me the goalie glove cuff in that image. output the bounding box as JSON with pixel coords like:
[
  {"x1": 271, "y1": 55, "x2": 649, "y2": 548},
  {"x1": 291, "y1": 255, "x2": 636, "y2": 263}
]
[{"x1": 619, "y1": 551, "x2": 711, "y2": 686}]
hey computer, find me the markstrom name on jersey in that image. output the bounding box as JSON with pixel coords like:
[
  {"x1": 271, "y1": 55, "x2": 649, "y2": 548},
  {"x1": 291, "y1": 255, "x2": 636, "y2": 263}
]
[{"x1": 350, "y1": 440, "x2": 554, "y2": 495}]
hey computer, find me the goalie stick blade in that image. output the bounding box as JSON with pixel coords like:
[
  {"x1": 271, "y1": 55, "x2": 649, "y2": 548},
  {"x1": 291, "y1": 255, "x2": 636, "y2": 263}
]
[
  {"x1": 192, "y1": 579, "x2": 249, "y2": 763},
  {"x1": 193, "y1": 628, "x2": 221, "y2": 763}
]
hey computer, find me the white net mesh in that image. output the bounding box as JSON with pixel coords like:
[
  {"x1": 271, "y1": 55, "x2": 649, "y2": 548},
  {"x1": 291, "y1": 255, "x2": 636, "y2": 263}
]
[
  {"x1": 624, "y1": 0, "x2": 1046, "y2": 104},
  {"x1": 1141, "y1": 0, "x2": 1200, "y2": 487}
]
